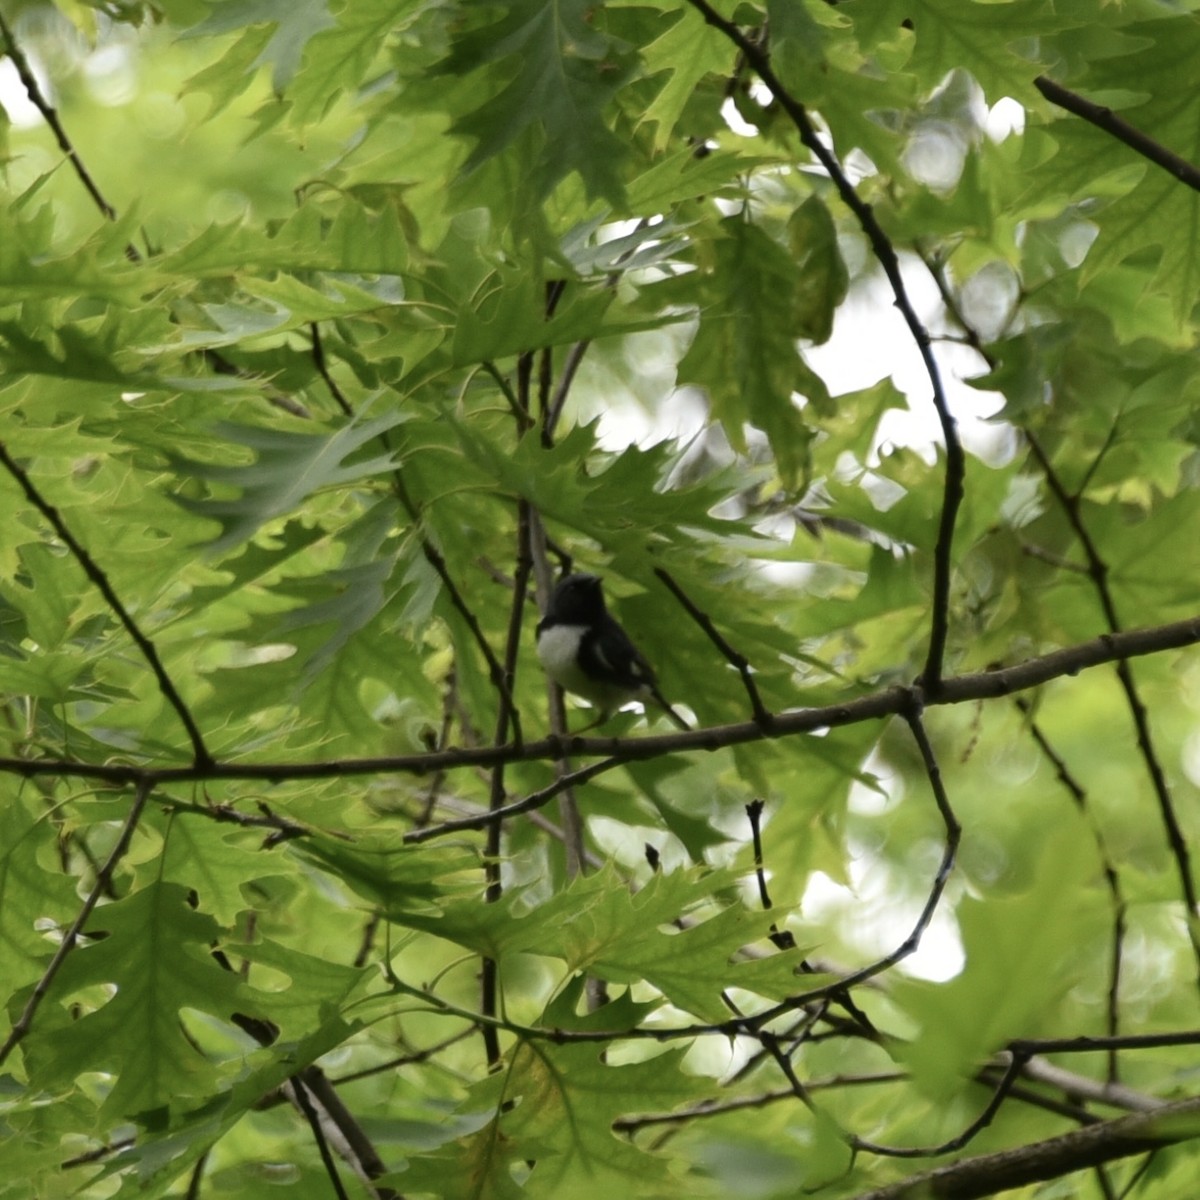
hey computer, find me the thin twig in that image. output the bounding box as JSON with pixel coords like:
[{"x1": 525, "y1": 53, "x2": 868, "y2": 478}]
[
  {"x1": 290, "y1": 1077, "x2": 352, "y2": 1200},
  {"x1": 404, "y1": 756, "x2": 623, "y2": 844},
  {"x1": 0, "y1": 779, "x2": 151, "y2": 1066},
  {"x1": 166, "y1": 797, "x2": 312, "y2": 843},
  {"x1": 683, "y1": 0, "x2": 964, "y2": 694},
  {"x1": 1017, "y1": 1056, "x2": 1163, "y2": 1114},
  {"x1": 1026, "y1": 433, "x2": 1199, "y2": 976},
  {"x1": 184, "y1": 1151, "x2": 209, "y2": 1200},
  {"x1": 215, "y1": 952, "x2": 402, "y2": 1197},
  {"x1": 1035, "y1": 76, "x2": 1200, "y2": 194},
  {"x1": 853, "y1": 1054, "x2": 1026, "y2": 1159},
  {"x1": 308, "y1": 327, "x2": 522, "y2": 745},
  {"x1": 544, "y1": 339, "x2": 591, "y2": 444},
  {"x1": 0, "y1": 439, "x2": 212, "y2": 767},
  {"x1": 746, "y1": 800, "x2": 793, "y2": 947},
  {"x1": 1011, "y1": 1030, "x2": 1200, "y2": 1056},
  {"x1": 615, "y1": 1074, "x2": 908, "y2": 1133},
  {"x1": 332, "y1": 1028, "x2": 476, "y2": 1084},
  {"x1": 480, "y1": 501, "x2": 535, "y2": 1067},
  {"x1": 1016, "y1": 697, "x2": 1126, "y2": 1081},
  {"x1": 655, "y1": 567, "x2": 773, "y2": 727},
  {"x1": 311, "y1": 322, "x2": 354, "y2": 417},
  {"x1": 297, "y1": 1068, "x2": 400, "y2": 1197},
  {"x1": 747, "y1": 799, "x2": 878, "y2": 1034},
  {"x1": 0, "y1": 12, "x2": 123, "y2": 228},
  {"x1": 744, "y1": 700, "x2": 960, "y2": 1015}
]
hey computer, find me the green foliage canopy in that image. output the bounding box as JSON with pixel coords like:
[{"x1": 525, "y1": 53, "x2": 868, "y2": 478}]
[{"x1": 1, "y1": 1, "x2": 1200, "y2": 1198}]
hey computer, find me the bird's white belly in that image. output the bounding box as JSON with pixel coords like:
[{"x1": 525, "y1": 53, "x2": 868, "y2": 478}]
[
  {"x1": 537, "y1": 624, "x2": 596, "y2": 694},
  {"x1": 537, "y1": 623, "x2": 637, "y2": 708}
]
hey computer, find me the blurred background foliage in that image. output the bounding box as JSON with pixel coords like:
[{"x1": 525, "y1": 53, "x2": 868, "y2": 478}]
[{"x1": 1, "y1": 0, "x2": 1200, "y2": 1196}]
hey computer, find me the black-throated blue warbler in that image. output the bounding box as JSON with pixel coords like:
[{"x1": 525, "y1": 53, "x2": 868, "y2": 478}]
[{"x1": 536, "y1": 573, "x2": 689, "y2": 730}]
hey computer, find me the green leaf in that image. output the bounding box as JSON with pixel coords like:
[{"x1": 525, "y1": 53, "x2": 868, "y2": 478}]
[
  {"x1": 431, "y1": 0, "x2": 639, "y2": 202},
  {"x1": 172, "y1": 405, "x2": 407, "y2": 553},
  {"x1": 674, "y1": 217, "x2": 826, "y2": 489},
  {"x1": 893, "y1": 828, "x2": 1106, "y2": 1096},
  {"x1": 20, "y1": 881, "x2": 260, "y2": 1120},
  {"x1": 0, "y1": 792, "x2": 81, "y2": 1038}
]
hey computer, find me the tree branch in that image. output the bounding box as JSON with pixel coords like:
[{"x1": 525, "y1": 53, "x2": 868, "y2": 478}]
[
  {"x1": 851, "y1": 1093, "x2": 1200, "y2": 1200},
  {"x1": 0, "y1": 439, "x2": 212, "y2": 767},
  {"x1": 1035, "y1": 76, "x2": 1200, "y2": 194},
  {"x1": 0, "y1": 614, "x2": 1197, "y2": 788},
  {"x1": 0, "y1": 12, "x2": 121, "y2": 225},
  {"x1": 1025, "y1": 432, "x2": 1199, "y2": 974},
  {"x1": 655, "y1": 567, "x2": 773, "y2": 728},
  {"x1": 1016, "y1": 696, "x2": 1126, "y2": 1079},
  {"x1": 0, "y1": 779, "x2": 151, "y2": 1067},
  {"x1": 683, "y1": 0, "x2": 964, "y2": 693}
]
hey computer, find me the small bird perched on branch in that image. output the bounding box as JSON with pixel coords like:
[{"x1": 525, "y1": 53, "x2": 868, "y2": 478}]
[{"x1": 536, "y1": 573, "x2": 689, "y2": 731}]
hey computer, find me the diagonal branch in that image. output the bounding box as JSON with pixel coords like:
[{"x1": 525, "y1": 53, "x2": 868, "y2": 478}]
[
  {"x1": 0, "y1": 12, "x2": 120, "y2": 224},
  {"x1": 309, "y1": 324, "x2": 521, "y2": 745},
  {"x1": 288, "y1": 1076, "x2": 352, "y2": 1200},
  {"x1": 655, "y1": 567, "x2": 773, "y2": 728},
  {"x1": 1035, "y1": 76, "x2": 1200, "y2": 194},
  {"x1": 0, "y1": 439, "x2": 212, "y2": 767},
  {"x1": 1016, "y1": 697, "x2": 1127, "y2": 1079},
  {"x1": 748, "y1": 698, "x2": 961, "y2": 1015},
  {"x1": 0, "y1": 779, "x2": 151, "y2": 1067},
  {"x1": 683, "y1": 0, "x2": 964, "y2": 694},
  {"x1": 1025, "y1": 433, "x2": 1199, "y2": 974},
  {"x1": 851, "y1": 1093, "x2": 1200, "y2": 1200}
]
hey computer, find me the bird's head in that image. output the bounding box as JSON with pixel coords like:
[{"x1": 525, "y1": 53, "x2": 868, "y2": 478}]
[{"x1": 545, "y1": 573, "x2": 607, "y2": 624}]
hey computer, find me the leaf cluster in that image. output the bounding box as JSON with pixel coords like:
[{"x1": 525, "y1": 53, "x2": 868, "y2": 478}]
[{"x1": 1, "y1": 2, "x2": 1199, "y2": 1198}]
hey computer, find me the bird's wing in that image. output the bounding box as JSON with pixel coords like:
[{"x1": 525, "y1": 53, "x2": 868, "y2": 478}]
[{"x1": 581, "y1": 616, "x2": 657, "y2": 691}]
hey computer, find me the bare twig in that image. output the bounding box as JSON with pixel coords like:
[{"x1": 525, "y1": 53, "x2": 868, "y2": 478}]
[
  {"x1": 308, "y1": 327, "x2": 522, "y2": 744},
  {"x1": 683, "y1": 0, "x2": 964, "y2": 694},
  {"x1": 332, "y1": 1028, "x2": 476, "y2": 1084},
  {"x1": 544, "y1": 340, "x2": 591, "y2": 443},
  {"x1": 185, "y1": 1152, "x2": 208, "y2": 1200},
  {"x1": 166, "y1": 797, "x2": 312, "y2": 843},
  {"x1": 1011, "y1": 1030, "x2": 1200, "y2": 1056},
  {"x1": 480, "y1": 501, "x2": 535, "y2": 1067},
  {"x1": 0, "y1": 440, "x2": 212, "y2": 767},
  {"x1": 289, "y1": 1076, "x2": 352, "y2": 1200},
  {"x1": 615, "y1": 1074, "x2": 907, "y2": 1133},
  {"x1": 1026, "y1": 433, "x2": 1199, "y2": 975},
  {"x1": 1016, "y1": 697, "x2": 1127, "y2": 1080},
  {"x1": 1017, "y1": 1056, "x2": 1164, "y2": 1114},
  {"x1": 405, "y1": 756, "x2": 627, "y2": 844},
  {"x1": 854, "y1": 1055, "x2": 1026, "y2": 1159},
  {"x1": 746, "y1": 700, "x2": 961, "y2": 1014},
  {"x1": 0, "y1": 780, "x2": 151, "y2": 1066},
  {"x1": 655, "y1": 568, "x2": 773, "y2": 727},
  {"x1": 216, "y1": 953, "x2": 402, "y2": 1198},
  {"x1": 746, "y1": 799, "x2": 793, "y2": 948},
  {"x1": 1035, "y1": 76, "x2": 1200, "y2": 194},
  {"x1": 0, "y1": 12, "x2": 122, "y2": 227},
  {"x1": 311, "y1": 322, "x2": 354, "y2": 417},
  {"x1": 296, "y1": 1067, "x2": 401, "y2": 1198}
]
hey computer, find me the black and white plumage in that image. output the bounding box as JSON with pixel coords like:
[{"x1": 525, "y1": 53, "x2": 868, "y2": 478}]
[{"x1": 536, "y1": 574, "x2": 688, "y2": 730}]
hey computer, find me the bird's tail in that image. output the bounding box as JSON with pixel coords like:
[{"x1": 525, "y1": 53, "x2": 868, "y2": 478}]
[{"x1": 651, "y1": 687, "x2": 690, "y2": 731}]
